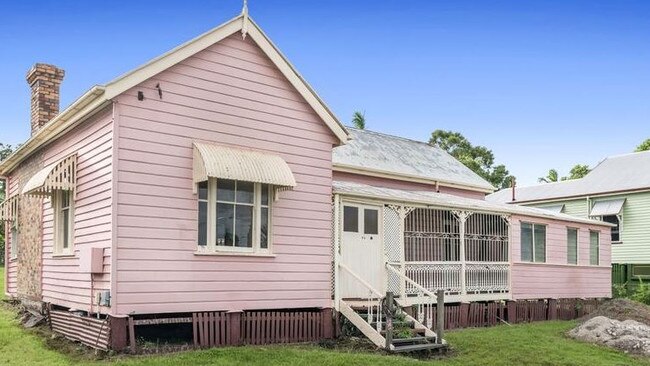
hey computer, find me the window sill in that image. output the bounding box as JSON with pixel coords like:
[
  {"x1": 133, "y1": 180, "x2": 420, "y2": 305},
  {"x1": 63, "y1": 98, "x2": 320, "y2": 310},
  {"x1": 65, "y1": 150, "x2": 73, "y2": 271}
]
[
  {"x1": 194, "y1": 251, "x2": 276, "y2": 258},
  {"x1": 612, "y1": 241, "x2": 623, "y2": 244},
  {"x1": 52, "y1": 253, "x2": 76, "y2": 258}
]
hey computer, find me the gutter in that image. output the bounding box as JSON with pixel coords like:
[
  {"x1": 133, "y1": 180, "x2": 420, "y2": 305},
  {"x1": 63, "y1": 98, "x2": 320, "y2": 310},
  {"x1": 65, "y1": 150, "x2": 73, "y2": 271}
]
[
  {"x1": 334, "y1": 188, "x2": 614, "y2": 228},
  {"x1": 0, "y1": 86, "x2": 107, "y2": 176},
  {"x1": 509, "y1": 187, "x2": 650, "y2": 206}
]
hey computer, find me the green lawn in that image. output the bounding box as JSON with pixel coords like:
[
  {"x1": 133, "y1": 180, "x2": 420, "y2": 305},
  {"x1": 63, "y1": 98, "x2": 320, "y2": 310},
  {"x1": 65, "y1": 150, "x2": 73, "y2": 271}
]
[{"x1": 1, "y1": 266, "x2": 648, "y2": 366}]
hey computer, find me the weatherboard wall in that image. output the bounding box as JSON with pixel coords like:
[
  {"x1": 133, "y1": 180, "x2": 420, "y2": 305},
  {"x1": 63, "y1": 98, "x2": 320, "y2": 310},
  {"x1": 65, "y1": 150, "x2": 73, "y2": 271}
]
[
  {"x1": 528, "y1": 192, "x2": 650, "y2": 264},
  {"x1": 5, "y1": 107, "x2": 114, "y2": 312},
  {"x1": 510, "y1": 215, "x2": 612, "y2": 299},
  {"x1": 41, "y1": 107, "x2": 114, "y2": 312},
  {"x1": 112, "y1": 32, "x2": 338, "y2": 315}
]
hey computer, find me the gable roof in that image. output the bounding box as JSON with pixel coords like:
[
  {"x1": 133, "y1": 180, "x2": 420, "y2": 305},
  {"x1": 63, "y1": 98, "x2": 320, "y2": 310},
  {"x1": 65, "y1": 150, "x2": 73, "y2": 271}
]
[
  {"x1": 487, "y1": 150, "x2": 650, "y2": 204},
  {"x1": 0, "y1": 14, "x2": 348, "y2": 176},
  {"x1": 333, "y1": 128, "x2": 495, "y2": 193}
]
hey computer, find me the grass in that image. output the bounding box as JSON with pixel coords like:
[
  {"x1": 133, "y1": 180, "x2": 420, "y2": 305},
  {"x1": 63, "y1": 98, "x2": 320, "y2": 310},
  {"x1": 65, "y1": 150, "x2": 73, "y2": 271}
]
[{"x1": 1, "y1": 266, "x2": 648, "y2": 365}]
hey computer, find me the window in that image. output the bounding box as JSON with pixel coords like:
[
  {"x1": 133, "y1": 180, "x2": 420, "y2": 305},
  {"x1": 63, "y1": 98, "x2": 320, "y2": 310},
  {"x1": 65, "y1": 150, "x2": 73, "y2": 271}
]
[
  {"x1": 343, "y1": 206, "x2": 359, "y2": 232},
  {"x1": 53, "y1": 189, "x2": 74, "y2": 254},
  {"x1": 10, "y1": 224, "x2": 18, "y2": 259},
  {"x1": 9, "y1": 200, "x2": 18, "y2": 259},
  {"x1": 567, "y1": 228, "x2": 578, "y2": 265},
  {"x1": 521, "y1": 222, "x2": 546, "y2": 263},
  {"x1": 197, "y1": 179, "x2": 271, "y2": 253},
  {"x1": 364, "y1": 209, "x2": 379, "y2": 235},
  {"x1": 602, "y1": 215, "x2": 620, "y2": 242},
  {"x1": 590, "y1": 230, "x2": 600, "y2": 265}
]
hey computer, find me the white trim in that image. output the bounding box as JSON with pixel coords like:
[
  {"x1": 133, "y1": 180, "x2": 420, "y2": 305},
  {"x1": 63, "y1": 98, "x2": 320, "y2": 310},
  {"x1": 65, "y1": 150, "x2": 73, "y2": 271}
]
[
  {"x1": 52, "y1": 189, "x2": 75, "y2": 256},
  {"x1": 194, "y1": 251, "x2": 276, "y2": 258},
  {"x1": 103, "y1": 15, "x2": 348, "y2": 143},
  {"x1": 0, "y1": 88, "x2": 108, "y2": 175},
  {"x1": 0, "y1": 14, "x2": 349, "y2": 176},
  {"x1": 198, "y1": 178, "x2": 272, "y2": 254},
  {"x1": 519, "y1": 221, "x2": 547, "y2": 263},
  {"x1": 566, "y1": 226, "x2": 579, "y2": 265},
  {"x1": 334, "y1": 182, "x2": 614, "y2": 228}
]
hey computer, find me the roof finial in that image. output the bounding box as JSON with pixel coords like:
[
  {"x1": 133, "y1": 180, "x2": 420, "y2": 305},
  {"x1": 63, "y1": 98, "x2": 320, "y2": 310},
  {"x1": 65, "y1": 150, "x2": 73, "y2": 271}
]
[{"x1": 241, "y1": 0, "x2": 249, "y2": 39}]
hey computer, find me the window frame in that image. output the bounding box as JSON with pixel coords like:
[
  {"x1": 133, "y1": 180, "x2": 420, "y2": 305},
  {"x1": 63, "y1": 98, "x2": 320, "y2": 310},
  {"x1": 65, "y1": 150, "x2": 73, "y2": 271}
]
[
  {"x1": 520, "y1": 221, "x2": 547, "y2": 263},
  {"x1": 566, "y1": 227, "x2": 578, "y2": 265},
  {"x1": 601, "y1": 215, "x2": 622, "y2": 243},
  {"x1": 52, "y1": 189, "x2": 75, "y2": 256},
  {"x1": 197, "y1": 178, "x2": 273, "y2": 255},
  {"x1": 10, "y1": 219, "x2": 18, "y2": 260},
  {"x1": 589, "y1": 230, "x2": 600, "y2": 266}
]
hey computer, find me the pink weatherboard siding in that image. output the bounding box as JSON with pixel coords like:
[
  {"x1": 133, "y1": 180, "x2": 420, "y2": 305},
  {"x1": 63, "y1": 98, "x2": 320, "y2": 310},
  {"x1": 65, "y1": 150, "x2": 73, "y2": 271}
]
[
  {"x1": 333, "y1": 171, "x2": 487, "y2": 200},
  {"x1": 112, "y1": 32, "x2": 337, "y2": 315},
  {"x1": 510, "y1": 215, "x2": 612, "y2": 299},
  {"x1": 6, "y1": 107, "x2": 114, "y2": 311}
]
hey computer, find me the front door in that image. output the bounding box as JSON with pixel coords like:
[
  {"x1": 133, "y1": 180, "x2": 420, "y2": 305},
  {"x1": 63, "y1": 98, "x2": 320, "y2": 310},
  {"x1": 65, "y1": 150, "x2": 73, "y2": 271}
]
[{"x1": 340, "y1": 202, "x2": 384, "y2": 298}]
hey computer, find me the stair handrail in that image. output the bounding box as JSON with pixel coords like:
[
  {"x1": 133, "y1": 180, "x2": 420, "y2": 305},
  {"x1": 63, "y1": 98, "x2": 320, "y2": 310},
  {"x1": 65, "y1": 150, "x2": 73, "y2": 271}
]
[
  {"x1": 339, "y1": 262, "x2": 383, "y2": 298},
  {"x1": 385, "y1": 263, "x2": 437, "y2": 299},
  {"x1": 339, "y1": 262, "x2": 383, "y2": 333},
  {"x1": 386, "y1": 263, "x2": 438, "y2": 330}
]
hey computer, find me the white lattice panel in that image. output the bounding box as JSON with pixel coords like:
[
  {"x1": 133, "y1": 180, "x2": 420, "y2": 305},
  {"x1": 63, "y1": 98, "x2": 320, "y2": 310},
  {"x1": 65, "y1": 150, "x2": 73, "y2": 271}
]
[
  {"x1": 465, "y1": 263, "x2": 510, "y2": 293},
  {"x1": 405, "y1": 263, "x2": 462, "y2": 295}
]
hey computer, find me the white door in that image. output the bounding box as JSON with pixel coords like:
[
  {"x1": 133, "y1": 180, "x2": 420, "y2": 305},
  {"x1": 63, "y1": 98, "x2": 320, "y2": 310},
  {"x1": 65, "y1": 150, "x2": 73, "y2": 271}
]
[{"x1": 340, "y1": 202, "x2": 385, "y2": 298}]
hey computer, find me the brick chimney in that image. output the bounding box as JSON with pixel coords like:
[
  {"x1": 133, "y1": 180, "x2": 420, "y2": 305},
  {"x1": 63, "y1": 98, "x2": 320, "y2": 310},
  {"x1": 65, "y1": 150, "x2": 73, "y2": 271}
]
[{"x1": 26, "y1": 63, "x2": 65, "y2": 135}]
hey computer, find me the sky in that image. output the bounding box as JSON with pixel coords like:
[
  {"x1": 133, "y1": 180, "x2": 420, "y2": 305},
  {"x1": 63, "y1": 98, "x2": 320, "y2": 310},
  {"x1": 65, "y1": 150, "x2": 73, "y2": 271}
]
[{"x1": 0, "y1": 0, "x2": 648, "y2": 186}]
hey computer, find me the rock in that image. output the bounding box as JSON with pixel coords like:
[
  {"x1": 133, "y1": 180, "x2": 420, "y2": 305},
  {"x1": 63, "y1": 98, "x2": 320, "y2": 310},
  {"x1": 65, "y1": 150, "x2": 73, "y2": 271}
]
[
  {"x1": 569, "y1": 316, "x2": 650, "y2": 356},
  {"x1": 23, "y1": 313, "x2": 45, "y2": 328}
]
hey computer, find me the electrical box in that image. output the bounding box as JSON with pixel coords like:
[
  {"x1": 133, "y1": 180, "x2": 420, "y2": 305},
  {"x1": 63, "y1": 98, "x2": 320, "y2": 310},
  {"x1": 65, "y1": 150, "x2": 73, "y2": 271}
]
[
  {"x1": 79, "y1": 247, "x2": 104, "y2": 274},
  {"x1": 97, "y1": 290, "x2": 111, "y2": 307}
]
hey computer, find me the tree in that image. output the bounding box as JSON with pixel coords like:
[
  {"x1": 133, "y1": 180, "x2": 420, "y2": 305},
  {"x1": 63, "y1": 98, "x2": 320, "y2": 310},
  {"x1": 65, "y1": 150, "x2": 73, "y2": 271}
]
[
  {"x1": 635, "y1": 138, "x2": 650, "y2": 152},
  {"x1": 566, "y1": 164, "x2": 590, "y2": 180},
  {"x1": 351, "y1": 111, "x2": 366, "y2": 129},
  {"x1": 538, "y1": 164, "x2": 590, "y2": 183},
  {"x1": 0, "y1": 143, "x2": 15, "y2": 264},
  {"x1": 538, "y1": 169, "x2": 559, "y2": 183},
  {"x1": 429, "y1": 130, "x2": 512, "y2": 189},
  {"x1": 0, "y1": 143, "x2": 14, "y2": 202}
]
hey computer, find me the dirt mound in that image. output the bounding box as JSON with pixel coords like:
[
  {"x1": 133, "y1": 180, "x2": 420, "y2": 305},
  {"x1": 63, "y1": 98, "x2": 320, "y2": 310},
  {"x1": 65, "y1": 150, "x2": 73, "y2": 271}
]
[
  {"x1": 581, "y1": 298, "x2": 650, "y2": 326},
  {"x1": 569, "y1": 316, "x2": 650, "y2": 356}
]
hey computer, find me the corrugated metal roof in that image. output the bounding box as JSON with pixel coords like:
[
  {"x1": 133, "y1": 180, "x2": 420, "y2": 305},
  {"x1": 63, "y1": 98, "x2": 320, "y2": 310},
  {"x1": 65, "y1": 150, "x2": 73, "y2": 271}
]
[
  {"x1": 590, "y1": 199, "x2": 625, "y2": 216},
  {"x1": 193, "y1": 143, "x2": 296, "y2": 188},
  {"x1": 333, "y1": 128, "x2": 495, "y2": 192},
  {"x1": 333, "y1": 181, "x2": 612, "y2": 227},
  {"x1": 487, "y1": 151, "x2": 650, "y2": 203}
]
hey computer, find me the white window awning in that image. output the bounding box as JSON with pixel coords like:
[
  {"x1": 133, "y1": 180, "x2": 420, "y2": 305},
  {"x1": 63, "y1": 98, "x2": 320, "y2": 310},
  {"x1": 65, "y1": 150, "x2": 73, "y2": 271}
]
[
  {"x1": 590, "y1": 199, "x2": 625, "y2": 217},
  {"x1": 21, "y1": 154, "x2": 78, "y2": 197},
  {"x1": 192, "y1": 143, "x2": 296, "y2": 191},
  {"x1": 0, "y1": 195, "x2": 19, "y2": 222},
  {"x1": 540, "y1": 204, "x2": 565, "y2": 213}
]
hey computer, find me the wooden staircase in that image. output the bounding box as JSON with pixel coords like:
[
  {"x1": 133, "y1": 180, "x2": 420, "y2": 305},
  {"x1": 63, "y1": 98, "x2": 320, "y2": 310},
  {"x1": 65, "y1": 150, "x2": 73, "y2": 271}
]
[{"x1": 340, "y1": 299, "x2": 447, "y2": 353}]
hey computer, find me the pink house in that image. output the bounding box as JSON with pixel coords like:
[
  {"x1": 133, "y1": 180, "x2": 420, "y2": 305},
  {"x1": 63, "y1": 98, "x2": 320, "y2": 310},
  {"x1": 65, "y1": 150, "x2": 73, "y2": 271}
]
[{"x1": 0, "y1": 11, "x2": 611, "y2": 352}]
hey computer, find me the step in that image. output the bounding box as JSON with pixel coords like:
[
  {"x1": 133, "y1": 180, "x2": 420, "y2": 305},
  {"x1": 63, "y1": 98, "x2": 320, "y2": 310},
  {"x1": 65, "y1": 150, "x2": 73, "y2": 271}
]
[
  {"x1": 370, "y1": 320, "x2": 414, "y2": 328},
  {"x1": 391, "y1": 336, "x2": 437, "y2": 345},
  {"x1": 382, "y1": 327, "x2": 427, "y2": 335},
  {"x1": 391, "y1": 342, "x2": 447, "y2": 353}
]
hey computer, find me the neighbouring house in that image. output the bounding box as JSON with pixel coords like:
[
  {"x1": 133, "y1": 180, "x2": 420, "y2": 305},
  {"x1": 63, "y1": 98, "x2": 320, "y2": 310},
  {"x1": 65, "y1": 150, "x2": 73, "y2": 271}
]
[
  {"x1": 487, "y1": 151, "x2": 650, "y2": 292},
  {"x1": 0, "y1": 10, "x2": 612, "y2": 352}
]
